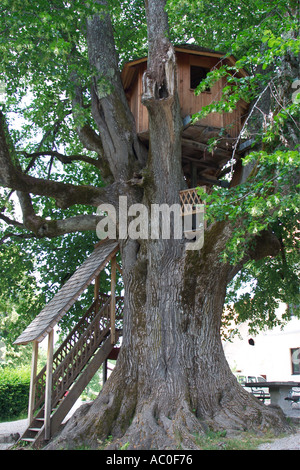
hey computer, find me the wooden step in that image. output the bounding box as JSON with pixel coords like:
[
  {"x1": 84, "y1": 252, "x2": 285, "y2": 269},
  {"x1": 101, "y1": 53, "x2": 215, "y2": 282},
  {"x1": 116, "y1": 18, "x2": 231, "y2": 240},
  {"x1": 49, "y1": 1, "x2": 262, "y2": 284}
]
[
  {"x1": 21, "y1": 438, "x2": 36, "y2": 442},
  {"x1": 28, "y1": 428, "x2": 42, "y2": 432}
]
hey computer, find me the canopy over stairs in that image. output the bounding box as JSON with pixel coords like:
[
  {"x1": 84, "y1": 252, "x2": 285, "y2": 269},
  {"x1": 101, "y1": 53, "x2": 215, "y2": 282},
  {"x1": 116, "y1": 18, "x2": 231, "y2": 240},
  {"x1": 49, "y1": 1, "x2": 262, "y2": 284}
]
[
  {"x1": 14, "y1": 239, "x2": 119, "y2": 346},
  {"x1": 14, "y1": 239, "x2": 122, "y2": 448}
]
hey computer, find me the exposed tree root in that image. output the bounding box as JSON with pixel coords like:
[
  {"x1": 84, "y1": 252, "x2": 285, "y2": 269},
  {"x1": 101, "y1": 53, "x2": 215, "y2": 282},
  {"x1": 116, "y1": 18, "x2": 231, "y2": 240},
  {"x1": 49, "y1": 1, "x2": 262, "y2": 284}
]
[{"x1": 45, "y1": 376, "x2": 291, "y2": 451}]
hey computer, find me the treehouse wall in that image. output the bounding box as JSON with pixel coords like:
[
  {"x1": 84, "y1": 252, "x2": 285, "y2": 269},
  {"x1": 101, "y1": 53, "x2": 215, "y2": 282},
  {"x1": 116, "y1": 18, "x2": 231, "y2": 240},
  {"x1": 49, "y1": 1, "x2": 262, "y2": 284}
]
[{"x1": 123, "y1": 49, "x2": 248, "y2": 138}]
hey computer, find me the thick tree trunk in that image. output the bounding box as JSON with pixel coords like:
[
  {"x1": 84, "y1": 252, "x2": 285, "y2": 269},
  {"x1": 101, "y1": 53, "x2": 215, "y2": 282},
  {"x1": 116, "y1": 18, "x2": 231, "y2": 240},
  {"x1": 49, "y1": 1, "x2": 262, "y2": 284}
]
[{"x1": 47, "y1": 223, "x2": 289, "y2": 451}]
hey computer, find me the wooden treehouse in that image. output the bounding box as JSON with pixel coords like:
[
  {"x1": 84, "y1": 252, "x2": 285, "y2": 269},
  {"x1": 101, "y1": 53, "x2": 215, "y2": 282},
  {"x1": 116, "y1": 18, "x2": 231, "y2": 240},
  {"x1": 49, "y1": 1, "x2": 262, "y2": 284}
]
[{"x1": 122, "y1": 44, "x2": 249, "y2": 190}]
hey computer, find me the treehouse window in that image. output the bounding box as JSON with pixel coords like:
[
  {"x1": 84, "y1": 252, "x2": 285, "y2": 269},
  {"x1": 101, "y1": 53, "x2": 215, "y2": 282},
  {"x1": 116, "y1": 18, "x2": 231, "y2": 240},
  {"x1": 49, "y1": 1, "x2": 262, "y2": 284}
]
[{"x1": 190, "y1": 66, "x2": 210, "y2": 91}]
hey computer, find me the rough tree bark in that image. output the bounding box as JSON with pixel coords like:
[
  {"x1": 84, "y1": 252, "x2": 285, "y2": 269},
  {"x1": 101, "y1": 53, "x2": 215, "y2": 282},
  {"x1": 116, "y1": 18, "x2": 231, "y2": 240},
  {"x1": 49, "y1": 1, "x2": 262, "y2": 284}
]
[{"x1": 43, "y1": 0, "x2": 290, "y2": 451}]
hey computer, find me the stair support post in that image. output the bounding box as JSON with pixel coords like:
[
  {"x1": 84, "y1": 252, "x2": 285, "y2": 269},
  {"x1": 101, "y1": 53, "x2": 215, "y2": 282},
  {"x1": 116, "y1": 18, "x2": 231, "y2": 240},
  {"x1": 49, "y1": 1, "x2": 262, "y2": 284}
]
[
  {"x1": 102, "y1": 358, "x2": 108, "y2": 385},
  {"x1": 94, "y1": 273, "x2": 100, "y2": 314},
  {"x1": 110, "y1": 255, "x2": 116, "y2": 344},
  {"x1": 44, "y1": 329, "x2": 54, "y2": 440},
  {"x1": 28, "y1": 341, "x2": 39, "y2": 425}
]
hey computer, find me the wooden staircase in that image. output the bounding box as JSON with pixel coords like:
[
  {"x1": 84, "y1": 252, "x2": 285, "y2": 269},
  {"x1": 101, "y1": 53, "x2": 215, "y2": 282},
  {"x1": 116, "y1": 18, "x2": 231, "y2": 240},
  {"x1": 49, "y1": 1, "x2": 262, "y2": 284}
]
[{"x1": 19, "y1": 294, "x2": 123, "y2": 448}]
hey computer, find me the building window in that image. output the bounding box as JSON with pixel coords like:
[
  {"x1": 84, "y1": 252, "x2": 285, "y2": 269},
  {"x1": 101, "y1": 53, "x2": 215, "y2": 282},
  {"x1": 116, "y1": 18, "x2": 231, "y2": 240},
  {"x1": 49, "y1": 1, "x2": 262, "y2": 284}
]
[
  {"x1": 190, "y1": 66, "x2": 210, "y2": 91},
  {"x1": 291, "y1": 348, "x2": 300, "y2": 375},
  {"x1": 288, "y1": 304, "x2": 299, "y2": 317}
]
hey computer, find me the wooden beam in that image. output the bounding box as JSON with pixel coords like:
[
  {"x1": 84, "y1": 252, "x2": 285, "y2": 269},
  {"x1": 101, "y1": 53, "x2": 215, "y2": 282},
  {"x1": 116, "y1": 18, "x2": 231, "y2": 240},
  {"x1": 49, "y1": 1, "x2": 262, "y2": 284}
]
[
  {"x1": 116, "y1": 263, "x2": 123, "y2": 276},
  {"x1": 102, "y1": 359, "x2": 108, "y2": 385},
  {"x1": 110, "y1": 256, "x2": 117, "y2": 345},
  {"x1": 94, "y1": 274, "x2": 100, "y2": 300},
  {"x1": 182, "y1": 155, "x2": 219, "y2": 169},
  {"x1": 197, "y1": 176, "x2": 230, "y2": 188},
  {"x1": 190, "y1": 162, "x2": 197, "y2": 188},
  {"x1": 44, "y1": 329, "x2": 54, "y2": 440},
  {"x1": 94, "y1": 273, "x2": 100, "y2": 314},
  {"x1": 182, "y1": 138, "x2": 231, "y2": 159},
  {"x1": 28, "y1": 341, "x2": 39, "y2": 425}
]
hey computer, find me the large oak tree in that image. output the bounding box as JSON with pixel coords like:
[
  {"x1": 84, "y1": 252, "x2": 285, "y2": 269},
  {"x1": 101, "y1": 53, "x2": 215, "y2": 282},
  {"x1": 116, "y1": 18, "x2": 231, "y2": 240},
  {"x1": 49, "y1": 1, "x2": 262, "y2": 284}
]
[{"x1": 0, "y1": 0, "x2": 299, "y2": 449}]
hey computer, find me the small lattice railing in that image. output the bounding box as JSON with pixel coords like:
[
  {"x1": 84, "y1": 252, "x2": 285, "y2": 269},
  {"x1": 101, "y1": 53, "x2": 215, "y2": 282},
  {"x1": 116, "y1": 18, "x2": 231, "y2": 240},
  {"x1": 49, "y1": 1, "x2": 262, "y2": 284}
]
[{"x1": 179, "y1": 187, "x2": 206, "y2": 216}]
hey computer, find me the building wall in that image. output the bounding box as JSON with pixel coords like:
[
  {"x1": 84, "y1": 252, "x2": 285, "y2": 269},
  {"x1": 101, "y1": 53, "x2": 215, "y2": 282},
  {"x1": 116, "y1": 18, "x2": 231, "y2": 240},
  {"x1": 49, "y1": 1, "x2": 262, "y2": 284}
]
[{"x1": 222, "y1": 307, "x2": 300, "y2": 382}]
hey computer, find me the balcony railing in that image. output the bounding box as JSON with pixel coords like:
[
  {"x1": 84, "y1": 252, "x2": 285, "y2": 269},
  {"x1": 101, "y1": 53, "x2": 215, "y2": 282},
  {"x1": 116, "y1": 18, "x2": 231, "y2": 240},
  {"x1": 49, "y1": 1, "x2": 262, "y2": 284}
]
[{"x1": 179, "y1": 187, "x2": 205, "y2": 215}]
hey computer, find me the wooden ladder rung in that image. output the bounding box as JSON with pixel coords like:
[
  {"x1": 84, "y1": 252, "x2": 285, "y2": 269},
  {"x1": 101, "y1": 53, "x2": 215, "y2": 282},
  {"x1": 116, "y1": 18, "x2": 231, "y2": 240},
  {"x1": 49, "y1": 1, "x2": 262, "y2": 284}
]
[{"x1": 21, "y1": 438, "x2": 36, "y2": 442}]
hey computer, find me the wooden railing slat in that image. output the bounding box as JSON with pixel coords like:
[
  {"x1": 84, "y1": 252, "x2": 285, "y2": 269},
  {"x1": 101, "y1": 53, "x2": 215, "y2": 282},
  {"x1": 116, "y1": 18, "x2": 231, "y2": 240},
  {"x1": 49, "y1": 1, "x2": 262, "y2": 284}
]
[{"x1": 33, "y1": 295, "x2": 124, "y2": 414}]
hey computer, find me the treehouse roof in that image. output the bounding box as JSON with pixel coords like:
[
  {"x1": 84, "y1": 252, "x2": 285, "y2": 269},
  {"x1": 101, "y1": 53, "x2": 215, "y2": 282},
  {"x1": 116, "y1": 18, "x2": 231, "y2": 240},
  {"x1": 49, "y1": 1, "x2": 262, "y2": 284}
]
[{"x1": 121, "y1": 44, "x2": 247, "y2": 91}]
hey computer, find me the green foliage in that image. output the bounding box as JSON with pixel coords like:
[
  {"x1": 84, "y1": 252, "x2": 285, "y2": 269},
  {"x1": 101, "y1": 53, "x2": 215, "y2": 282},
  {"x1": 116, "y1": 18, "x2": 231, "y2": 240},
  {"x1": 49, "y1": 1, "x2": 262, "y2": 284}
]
[
  {"x1": 200, "y1": 148, "x2": 299, "y2": 331},
  {"x1": 224, "y1": 251, "x2": 299, "y2": 336},
  {"x1": 200, "y1": 150, "x2": 299, "y2": 263},
  {"x1": 0, "y1": 242, "x2": 45, "y2": 350},
  {"x1": 0, "y1": 366, "x2": 30, "y2": 420},
  {"x1": 227, "y1": 255, "x2": 298, "y2": 330},
  {"x1": 0, "y1": 0, "x2": 298, "y2": 346},
  {"x1": 120, "y1": 441, "x2": 130, "y2": 450},
  {"x1": 186, "y1": 0, "x2": 300, "y2": 138},
  {"x1": 194, "y1": 429, "x2": 277, "y2": 450},
  {"x1": 81, "y1": 361, "x2": 116, "y2": 401}
]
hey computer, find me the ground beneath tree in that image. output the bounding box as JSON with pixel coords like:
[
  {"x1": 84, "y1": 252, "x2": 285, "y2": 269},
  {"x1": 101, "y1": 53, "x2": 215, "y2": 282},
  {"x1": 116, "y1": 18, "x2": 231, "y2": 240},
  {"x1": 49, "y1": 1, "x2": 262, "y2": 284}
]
[
  {"x1": 0, "y1": 417, "x2": 299, "y2": 450},
  {"x1": 0, "y1": 399, "x2": 83, "y2": 450},
  {"x1": 257, "y1": 426, "x2": 300, "y2": 450},
  {"x1": 0, "y1": 419, "x2": 27, "y2": 450}
]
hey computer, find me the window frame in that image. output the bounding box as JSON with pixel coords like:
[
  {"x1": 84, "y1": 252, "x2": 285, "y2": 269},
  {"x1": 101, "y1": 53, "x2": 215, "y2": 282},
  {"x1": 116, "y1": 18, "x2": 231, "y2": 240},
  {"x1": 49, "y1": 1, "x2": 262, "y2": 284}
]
[
  {"x1": 291, "y1": 347, "x2": 300, "y2": 375},
  {"x1": 190, "y1": 65, "x2": 211, "y2": 92}
]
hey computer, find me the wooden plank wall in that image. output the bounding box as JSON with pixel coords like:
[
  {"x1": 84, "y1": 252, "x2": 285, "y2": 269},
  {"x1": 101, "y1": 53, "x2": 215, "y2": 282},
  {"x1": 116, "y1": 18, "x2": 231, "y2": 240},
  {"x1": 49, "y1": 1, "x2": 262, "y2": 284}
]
[
  {"x1": 177, "y1": 52, "x2": 223, "y2": 129},
  {"x1": 126, "y1": 53, "x2": 248, "y2": 138}
]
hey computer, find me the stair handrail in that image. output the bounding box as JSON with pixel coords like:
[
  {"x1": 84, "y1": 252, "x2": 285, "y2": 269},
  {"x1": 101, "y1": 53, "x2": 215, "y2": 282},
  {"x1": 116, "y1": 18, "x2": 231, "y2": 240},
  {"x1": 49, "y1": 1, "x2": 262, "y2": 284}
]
[
  {"x1": 50, "y1": 301, "x2": 111, "y2": 405},
  {"x1": 33, "y1": 294, "x2": 111, "y2": 412},
  {"x1": 50, "y1": 296, "x2": 125, "y2": 406}
]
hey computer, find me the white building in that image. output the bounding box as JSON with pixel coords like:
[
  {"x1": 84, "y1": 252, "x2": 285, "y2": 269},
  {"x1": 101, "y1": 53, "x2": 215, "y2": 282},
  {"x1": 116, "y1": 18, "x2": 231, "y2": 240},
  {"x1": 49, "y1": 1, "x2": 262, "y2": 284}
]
[{"x1": 223, "y1": 305, "x2": 300, "y2": 382}]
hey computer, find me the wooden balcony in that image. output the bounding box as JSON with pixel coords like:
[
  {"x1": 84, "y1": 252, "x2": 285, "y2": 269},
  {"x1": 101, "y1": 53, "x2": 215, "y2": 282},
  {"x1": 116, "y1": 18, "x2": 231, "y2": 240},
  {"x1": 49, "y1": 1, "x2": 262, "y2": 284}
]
[
  {"x1": 179, "y1": 187, "x2": 206, "y2": 215},
  {"x1": 180, "y1": 187, "x2": 207, "y2": 239}
]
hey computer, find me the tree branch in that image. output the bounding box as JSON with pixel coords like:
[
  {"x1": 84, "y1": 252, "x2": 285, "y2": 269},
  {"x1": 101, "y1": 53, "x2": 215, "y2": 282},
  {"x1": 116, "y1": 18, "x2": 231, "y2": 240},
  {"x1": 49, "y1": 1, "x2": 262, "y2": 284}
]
[
  {"x1": 143, "y1": 0, "x2": 177, "y2": 100},
  {"x1": 70, "y1": 70, "x2": 104, "y2": 157},
  {"x1": 0, "y1": 232, "x2": 35, "y2": 245},
  {"x1": 20, "y1": 150, "x2": 102, "y2": 169},
  {"x1": 0, "y1": 111, "x2": 117, "y2": 209},
  {"x1": 85, "y1": 2, "x2": 147, "y2": 180},
  {"x1": 37, "y1": 214, "x2": 103, "y2": 238},
  {"x1": 0, "y1": 213, "x2": 24, "y2": 228},
  {"x1": 16, "y1": 190, "x2": 104, "y2": 238},
  {"x1": 226, "y1": 229, "x2": 281, "y2": 283},
  {"x1": 0, "y1": 190, "x2": 105, "y2": 241},
  {"x1": 144, "y1": 0, "x2": 170, "y2": 70},
  {"x1": 142, "y1": 0, "x2": 183, "y2": 204},
  {"x1": 70, "y1": 72, "x2": 114, "y2": 183}
]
